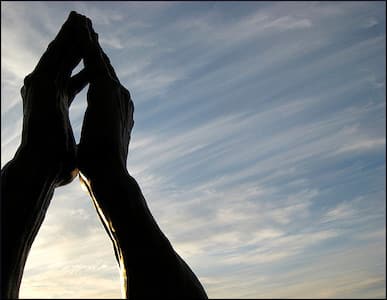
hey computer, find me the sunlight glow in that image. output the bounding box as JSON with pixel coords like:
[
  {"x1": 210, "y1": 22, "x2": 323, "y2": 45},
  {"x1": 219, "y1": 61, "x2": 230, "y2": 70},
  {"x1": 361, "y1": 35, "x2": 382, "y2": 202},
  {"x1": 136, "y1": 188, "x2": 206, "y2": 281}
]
[
  {"x1": 78, "y1": 171, "x2": 126, "y2": 299},
  {"x1": 2, "y1": 2, "x2": 385, "y2": 298},
  {"x1": 79, "y1": 174, "x2": 89, "y2": 193}
]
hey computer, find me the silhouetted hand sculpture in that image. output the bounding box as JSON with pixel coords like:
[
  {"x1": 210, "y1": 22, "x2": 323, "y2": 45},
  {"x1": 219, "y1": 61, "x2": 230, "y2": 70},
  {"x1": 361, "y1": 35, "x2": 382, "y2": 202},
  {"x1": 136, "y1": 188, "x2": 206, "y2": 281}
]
[
  {"x1": 1, "y1": 12, "x2": 89, "y2": 298},
  {"x1": 77, "y1": 17, "x2": 208, "y2": 299},
  {"x1": 1, "y1": 11, "x2": 208, "y2": 299}
]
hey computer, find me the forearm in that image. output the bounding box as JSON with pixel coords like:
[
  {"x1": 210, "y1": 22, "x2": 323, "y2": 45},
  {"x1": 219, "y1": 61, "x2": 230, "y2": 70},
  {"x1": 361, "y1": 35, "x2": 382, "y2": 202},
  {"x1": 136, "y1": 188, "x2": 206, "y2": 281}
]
[
  {"x1": 1, "y1": 149, "x2": 60, "y2": 298},
  {"x1": 79, "y1": 167, "x2": 176, "y2": 259},
  {"x1": 79, "y1": 166, "x2": 207, "y2": 298}
]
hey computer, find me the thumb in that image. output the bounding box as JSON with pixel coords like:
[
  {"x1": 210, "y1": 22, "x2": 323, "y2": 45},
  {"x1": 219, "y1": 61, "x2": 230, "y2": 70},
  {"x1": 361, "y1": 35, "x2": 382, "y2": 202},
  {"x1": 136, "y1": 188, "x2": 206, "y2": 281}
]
[{"x1": 68, "y1": 68, "x2": 89, "y2": 105}]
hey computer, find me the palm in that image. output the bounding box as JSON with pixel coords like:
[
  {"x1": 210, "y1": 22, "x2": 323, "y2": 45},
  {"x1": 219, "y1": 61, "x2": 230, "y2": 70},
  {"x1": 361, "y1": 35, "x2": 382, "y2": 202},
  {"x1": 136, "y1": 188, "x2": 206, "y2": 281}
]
[
  {"x1": 78, "y1": 20, "x2": 134, "y2": 177},
  {"x1": 19, "y1": 12, "x2": 89, "y2": 186}
]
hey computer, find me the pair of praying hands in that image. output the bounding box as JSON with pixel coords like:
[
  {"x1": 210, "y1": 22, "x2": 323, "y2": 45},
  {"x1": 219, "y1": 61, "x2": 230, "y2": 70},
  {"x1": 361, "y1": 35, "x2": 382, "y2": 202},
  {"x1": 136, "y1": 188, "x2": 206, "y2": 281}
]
[
  {"x1": 1, "y1": 11, "x2": 207, "y2": 299},
  {"x1": 1, "y1": 10, "x2": 133, "y2": 298},
  {"x1": 19, "y1": 11, "x2": 133, "y2": 187}
]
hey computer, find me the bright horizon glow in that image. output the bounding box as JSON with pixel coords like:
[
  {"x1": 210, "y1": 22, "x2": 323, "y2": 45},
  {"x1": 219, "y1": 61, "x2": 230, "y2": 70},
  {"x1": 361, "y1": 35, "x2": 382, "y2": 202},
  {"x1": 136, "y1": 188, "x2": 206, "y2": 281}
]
[{"x1": 1, "y1": 1, "x2": 386, "y2": 298}]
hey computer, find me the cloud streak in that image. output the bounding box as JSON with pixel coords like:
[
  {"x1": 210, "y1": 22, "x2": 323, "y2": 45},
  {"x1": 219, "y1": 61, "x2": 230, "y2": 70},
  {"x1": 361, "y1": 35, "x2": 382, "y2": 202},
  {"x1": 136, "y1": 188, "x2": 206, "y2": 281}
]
[{"x1": 1, "y1": 1, "x2": 385, "y2": 299}]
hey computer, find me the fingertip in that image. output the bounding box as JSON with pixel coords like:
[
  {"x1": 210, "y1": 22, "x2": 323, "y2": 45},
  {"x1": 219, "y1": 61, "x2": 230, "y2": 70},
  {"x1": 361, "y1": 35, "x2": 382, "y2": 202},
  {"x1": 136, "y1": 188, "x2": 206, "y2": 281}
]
[
  {"x1": 67, "y1": 11, "x2": 79, "y2": 23},
  {"x1": 86, "y1": 18, "x2": 93, "y2": 29}
]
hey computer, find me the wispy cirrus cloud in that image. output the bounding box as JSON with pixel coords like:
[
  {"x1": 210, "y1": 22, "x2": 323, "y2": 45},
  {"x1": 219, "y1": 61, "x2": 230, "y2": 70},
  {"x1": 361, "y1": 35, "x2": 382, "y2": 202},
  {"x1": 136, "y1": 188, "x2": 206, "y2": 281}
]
[{"x1": 2, "y1": 1, "x2": 385, "y2": 299}]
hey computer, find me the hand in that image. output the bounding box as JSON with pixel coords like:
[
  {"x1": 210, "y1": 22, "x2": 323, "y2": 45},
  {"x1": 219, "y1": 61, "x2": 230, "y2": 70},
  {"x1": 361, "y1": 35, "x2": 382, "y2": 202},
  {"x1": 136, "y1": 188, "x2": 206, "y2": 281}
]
[
  {"x1": 78, "y1": 18, "x2": 134, "y2": 179},
  {"x1": 74, "y1": 18, "x2": 208, "y2": 300},
  {"x1": 1, "y1": 12, "x2": 92, "y2": 299},
  {"x1": 19, "y1": 11, "x2": 89, "y2": 186}
]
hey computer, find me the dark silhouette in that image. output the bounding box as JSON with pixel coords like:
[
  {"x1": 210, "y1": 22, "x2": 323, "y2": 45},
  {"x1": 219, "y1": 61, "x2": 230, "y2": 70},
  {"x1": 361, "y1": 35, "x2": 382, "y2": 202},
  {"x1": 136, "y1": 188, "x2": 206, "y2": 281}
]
[
  {"x1": 1, "y1": 12, "x2": 87, "y2": 299},
  {"x1": 1, "y1": 11, "x2": 208, "y2": 299}
]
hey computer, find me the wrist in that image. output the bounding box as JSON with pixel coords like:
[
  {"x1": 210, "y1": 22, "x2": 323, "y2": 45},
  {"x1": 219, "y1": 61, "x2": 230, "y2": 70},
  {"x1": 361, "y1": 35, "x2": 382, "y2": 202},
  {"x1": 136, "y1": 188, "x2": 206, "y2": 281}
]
[
  {"x1": 77, "y1": 147, "x2": 128, "y2": 181},
  {"x1": 13, "y1": 144, "x2": 75, "y2": 185}
]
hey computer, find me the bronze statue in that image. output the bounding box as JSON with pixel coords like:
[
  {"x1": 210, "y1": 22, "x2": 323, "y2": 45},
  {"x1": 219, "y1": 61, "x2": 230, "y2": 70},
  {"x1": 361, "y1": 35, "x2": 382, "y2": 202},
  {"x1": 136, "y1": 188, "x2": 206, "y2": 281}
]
[{"x1": 1, "y1": 11, "x2": 208, "y2": 299}]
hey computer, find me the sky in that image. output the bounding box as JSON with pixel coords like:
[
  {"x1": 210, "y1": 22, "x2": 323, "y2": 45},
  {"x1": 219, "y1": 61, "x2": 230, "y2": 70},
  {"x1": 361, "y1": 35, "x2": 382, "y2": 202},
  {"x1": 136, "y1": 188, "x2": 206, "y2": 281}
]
[{"x1": 1, "y1": 1, "x2": 386, "y2": 298}]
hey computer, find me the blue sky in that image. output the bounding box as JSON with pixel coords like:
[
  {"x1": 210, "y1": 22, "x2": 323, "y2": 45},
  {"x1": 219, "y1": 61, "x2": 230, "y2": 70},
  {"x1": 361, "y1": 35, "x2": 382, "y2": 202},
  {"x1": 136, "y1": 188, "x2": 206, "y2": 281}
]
[{"x1": 1, "y1": 1, "x2": 386, "y2": 298}]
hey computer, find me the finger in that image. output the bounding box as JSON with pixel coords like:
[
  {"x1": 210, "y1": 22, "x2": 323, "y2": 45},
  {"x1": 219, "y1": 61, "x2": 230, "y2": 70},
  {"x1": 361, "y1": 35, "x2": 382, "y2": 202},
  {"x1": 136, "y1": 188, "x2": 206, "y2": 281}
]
[
  {"x1": 33, "y1": 11, "x2": 86, "y2": 77},
  {"x1": 57, "y1": 13, "x2": 91, "y2": 79},
  {"x1": 83, "y1": 20, "x2": 120, "y2": 84},
  {"x1": 33, "y1": 12, "x2": 78, "y2": 72},
  {"x1": 100, "y1": 49, "x2": 120, "y2": 83},
  {"x1": 91, "y1": 29, "x2": 120, "y2": 82},
  {"x1": 91, "y1": 31, "x2": 119, "y2": 82},
  {"x1": 68, "y1": 68, "x2": 89, "y2": 105},
  {"x1": 56, "y1": 43, "x2": 82, "y2": 82}
]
